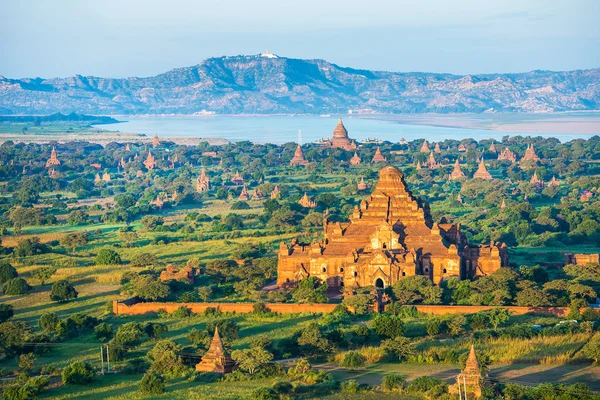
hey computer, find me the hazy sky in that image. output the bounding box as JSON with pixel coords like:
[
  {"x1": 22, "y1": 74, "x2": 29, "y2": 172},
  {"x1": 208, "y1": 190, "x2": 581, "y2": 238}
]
[{"x1": 1, "y1": 0, "x2": 599, "y2": 78}]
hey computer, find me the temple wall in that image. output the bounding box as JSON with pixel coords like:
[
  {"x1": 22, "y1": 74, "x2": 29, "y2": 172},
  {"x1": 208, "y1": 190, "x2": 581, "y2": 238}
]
[
  {"x1": 112, "y1": 300, "x2": 338, "y2": 315},
  {"x1": 113, "y1": 300, "x2": 570, "y2": 317}
]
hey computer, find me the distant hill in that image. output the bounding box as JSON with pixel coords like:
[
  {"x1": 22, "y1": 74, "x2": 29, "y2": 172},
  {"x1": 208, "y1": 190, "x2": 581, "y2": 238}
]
[
  {"x1": 0, "y1": 112, "x2": 119, "y2": 124},
  {"x1": 1, "y1": 55, "x2": 598, "y2": 115}
]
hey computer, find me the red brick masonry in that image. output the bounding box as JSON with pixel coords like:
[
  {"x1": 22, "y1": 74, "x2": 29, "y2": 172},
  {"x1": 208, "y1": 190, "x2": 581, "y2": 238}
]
[{"x1": 113, "y1": 300, "x2": 570, "y2": 317}]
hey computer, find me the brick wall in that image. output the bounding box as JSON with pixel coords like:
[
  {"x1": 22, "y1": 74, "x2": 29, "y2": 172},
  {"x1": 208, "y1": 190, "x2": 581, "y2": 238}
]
[
  {"x1": 112, "y1": 300, "x2": 338, "y2": 315},
  {"x1": 112, "y1": 300, "x2": 569, "y2": 317}
]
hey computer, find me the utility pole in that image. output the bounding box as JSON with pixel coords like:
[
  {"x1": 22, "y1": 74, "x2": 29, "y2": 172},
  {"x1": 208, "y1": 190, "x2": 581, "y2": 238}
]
[
  {"x1": 100, "y1": 346, "x2": 104, "y2": 374},
  {"x1": 106, "y1": 344, "x2": 110, "y2": 373},
  {"x1": 463, "y1": 374, "x2": 468, "y2": 400},
  {"x1": 457, "y1": 376, "x2": 462, "y2": 400}
]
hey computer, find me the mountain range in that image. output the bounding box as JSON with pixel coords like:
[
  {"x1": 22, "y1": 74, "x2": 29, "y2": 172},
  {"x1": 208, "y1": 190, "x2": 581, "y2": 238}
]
[{"x1": 1, "y1": 55, "x2": 599, "y2": 115}]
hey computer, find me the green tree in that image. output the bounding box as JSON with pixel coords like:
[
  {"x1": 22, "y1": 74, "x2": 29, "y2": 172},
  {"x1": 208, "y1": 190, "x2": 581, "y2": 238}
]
[
  {"x1": 197, "y1": 286, "x2": 213, "y2": 302},
  {"x1": 339, "y1": 350, "x2": 366, "y2": 370},
  {"x1": 38, "y1": 312, "x2": 59, "y2": 332},
  {"x1": 32, "y1": 266, "x2": 56, "y2": 284},
  {"x1": 18, "y1": 353, "x2": 36, "y2": 373},
  {"x1": 141, "y1": 215, "x2": 164, "y2": 230},
  {"x1": 94, "y1": 322, "x2": 113, "y2": 341},
  {"x1": 130, "y1": 275, "x2": 170, "y2": 301},
  {"x1": 60, "y1": 231, "x2": 89, "y2": 253},
  {"x1": 147, "y1": 339, "x2": 184, "y2": 375},
  {"x1": 3, "y1": 278, "x2": 32, "y2": 295},
  {"x1": 67, "y1": 210, "x2": 90, "y2": 225},
  {"x1": 129, "y1": 252, "x2": 158, "y2": 267},
  {"x1": 292, "y1": 277, "x2": 328, "y2": 304},
  {"x1": 138, "y1": 371, "x2": 165, "y2": 395},
  {"x1": 50, "y1": 280, "x2": 78, "y2": 302},
  {"x1": 583, "y1": 340, "x2": 600, "y2": 364},
  {"x1": 0, "y1": 262, "x2": 18, "y2": 284},
  {"x1": 486, "y1": 307, "x2": 511, "y2": 330},
  {"x1": 371, "y1": 314, "x2": 405, "y2": 338},
  {"x1": 62, "y1": 361, "x2": 94, "y2": 384},
  {"x1": 115, "y1": 322, "x2": 145, "y2": 347},
  {"x1": 0, "y1": 304, "x2": 14, "y2": 323},
  {"x1": 382, "y1": 337, "x2": 414, "y2": 361},
  {"x1": 231, "y1": 346, "x2": 274, "y2": 374},
  {"x1": 118, "y1": 230, "x2": 138, "y2": 247},
  {"x1": 95, "y1": 248, "x2": 122, "y2": 265}
]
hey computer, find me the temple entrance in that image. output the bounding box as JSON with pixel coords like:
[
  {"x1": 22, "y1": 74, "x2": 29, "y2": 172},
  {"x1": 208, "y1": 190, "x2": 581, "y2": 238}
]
[{"x1": 375, "y1": 278, "x2": 384, "y2": 289}]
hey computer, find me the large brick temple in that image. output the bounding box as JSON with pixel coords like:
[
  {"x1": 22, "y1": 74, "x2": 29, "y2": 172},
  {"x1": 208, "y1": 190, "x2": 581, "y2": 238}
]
[{"x1": 277, "y1": 166, "x2": 508, "y2": 288}]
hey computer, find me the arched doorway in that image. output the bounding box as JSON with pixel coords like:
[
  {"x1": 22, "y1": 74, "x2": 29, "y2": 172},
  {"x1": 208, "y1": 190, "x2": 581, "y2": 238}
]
[{"x1": 375, "y1": 278, "x2": 384, "y2": 289}]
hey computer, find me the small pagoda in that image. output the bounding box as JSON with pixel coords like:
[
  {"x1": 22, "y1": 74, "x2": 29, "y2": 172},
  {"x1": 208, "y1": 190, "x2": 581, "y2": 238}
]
[
  {"x1": 125, "y1": 143, "x2": 131, "y2": 151},
  {"x1": 548, "y1": 175, "x2": 559, "y2": 187},
  {"x1": 231, "y1": 171, "x2": 244, "y2": 185},
  {"x1": 48, "y1": 168, "x2": 59, "y2": 179},
  {"x1": 457, "y1": 193, "x2": 463, "y2": 203},
  {"x1": 489, "y1": 142, "x2": 497, "y2": 153},
  {"x1": 195, "y1": 328, "x2": 236, "y2": 374},
  {"x1": 252, "y1": 188, "x2": 264, "y2": 200},
  {"x1": 449, "y1": 345, "x2": 486, "y2": 398},
  {"x1": 500, "y1": 199, "x2": 506, "y2": 209},
  {"x1": 290, "y1": 144, "x2": 309, "y2": 166},
  {"x1": 238, "y1": 185, "x2": 250, "y2": 201},
  {"x1": 371, "y1": 147, "x2": 387, "y2": 163},
  {"x1": 523, "y1": 144, "x2": 540, "y2": 162},
  {"x1": 118, "y1": 157, "x2": 126, "y2": 168},
  {"x1": 434, "y1": 142, "x2": 442, "y2": 153},
  {"x1": 530, "y1": 172, "x2": 544, "y2": 188},
  {"x1": 473, "y1": 159, "x2": 492, "y2": 180},
  {"x1": 94, "y1": 173, "x2": 102, "y2": 184},
  {"x1": 498, "y1": 148, "x2": 517, "y2": 162},
  {"x1": 426, "y1": 152, "x2": 441, "y2": 169},
  {"x1": 46, "y1": 146, "x2": 61, "y2": 167},
  {"x1": 350, "y1": 152, "x2": 361, "y2": 165},
  {"x1": 152, "y1": 134, "x2": 161, "y2": 148},
  {"x1": 458, "y1": 143, "x2": 468, "y2": 152},
  {"x1": 420, "y1": 140, "x2": 430, "y2": 153},
  {"x1": 196, "y1": 167, "x2": 210, "y2": 192},
  {"x1": 416, "y1": 161, "x2": 422, "y2": 170},
  {"x1": 450, "y1": 159, "x2": 466, "y2": 180},
  {"x1": 102, "y1": 173, "x2": 111, "y2": 182},
  {"x1": 270, "y1": 185, "x2": 280, "y2": 199},
  {"x1": 144, "y1": 151, "x2": 157, "y2": 170},
  {"x1": 298, "y1": 193, "x2": 316, "y2": 208},
  {"x1": 357, "y1": 177, "x2": 367, "y2": 191}
]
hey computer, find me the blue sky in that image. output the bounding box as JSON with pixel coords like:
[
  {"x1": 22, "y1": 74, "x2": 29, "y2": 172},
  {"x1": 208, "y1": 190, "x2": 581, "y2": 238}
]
[{"x1": 1, "y1": 0, "x2": 599, "y2": 78}]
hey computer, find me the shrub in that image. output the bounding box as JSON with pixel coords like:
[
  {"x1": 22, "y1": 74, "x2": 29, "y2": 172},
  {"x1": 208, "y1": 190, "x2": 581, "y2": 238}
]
[
  {"x1": 107, "y1": 340, "x2": 127, "y2": 361},
  {"x1": 115, "y1": 322, "x2": 145, "y2": 346},
  {"x1": 407, "y1": 376, "x2": 448, "y2": 394},
  {"x1": 382, "y1": 337, "x2": 414, "y2": 362},
  {"x1": 143, "y1": 322, "x2": 168, "y2": 339},
  {"x1": 371, "y1": 314, "x2": 405, "y2": 338},
  {"x1": 339, "y1": 351, "x2": 366, "y2": 370},
  {"x1": 18, "y1": 353, "x2": 36, "y2": 372},
  {"x1": 129, "y1": 252, "x2": 158, "y2": 267},
  {"x1": 231, "y1": 201, "x2": 251, "y2": 210},
  {"x1": 62, "y1": 361, "x2": 94, "y2": 384},
  {"x1": 341, "y1": 379, "x2": 360, "y2": 393},
  {"x1": 50, "y1": 280, "x2": 78, "y2": 302},
  {"x1": 3, "y1": 278, "x2": 32, "y2": 295},
  {"x1": 94, "y1": 248, "x2": 122, "y2": 265},
  {"x1": 171, "y1": 306, "x2": 192, "y2": 318},
  {"x1": 123, "y1": 358, "x2": 150, "y2": 374},
  {"x1": 252, "y1": 387, "x2": 278, "y2": 400},
  {"x1": 0, "y1": 304, "x2": 14, "y2": 323},
  {"x1": 206, "y1": 319, "x2": 239, "y2": 342},
  {"x1": 426, "y1": 318, "x2": 443, "y2": 336},
  {"x1": 0, "y1": 262, "x2": 18, "y2": 284},
  {"x1": 138, "y1": 371, "x2": 165, "y2": 395},
  {"x1": 272, "y1": 381, "x2": 293, "y2": 394},
  {"x1": 382, "y1": 373, "x2": 405, "y2": 392},
  {"x1": 94, "y1": 322, "x2": 113, "y2": 341}
]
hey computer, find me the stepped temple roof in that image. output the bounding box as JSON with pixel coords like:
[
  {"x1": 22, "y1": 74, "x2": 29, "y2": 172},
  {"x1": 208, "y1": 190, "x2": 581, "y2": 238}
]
[
  {"x1": 489, "y1": 142, "x2": 497, "y2": 153},
  {"x1": 277, "y1": 166, "x2": 507, "y2": 288},
  {"x1": 357, "y1": 177, "x2": 367, "y2": 190},
  {"x1": 548, "y1": 175, "x2": 559, "y2": 187},
  {"x1": 271, "y1": 185, "x2": 280, "y2": 199},
  {"x1": 350, "y1": 152, "x2": 361, "y2": 165},
  {"x1": 450, "y1": 159, "x2": 466, "y2": 180},
  {"x1": 371, "y1": 147, "x2": 387, "y2": 163},
  {"x1": 321, "y1": 119, "x2": 358, "y2": 151},
  {"x1": 46, "y1": 146, "x2": 61, "y2": 167},
  {"x1": 196, "y1": 167, "x2": 210, "y2": 192},
  {"x1": 298, "y1": 193, "x2": 316, "y2": 208},
  {"x1": 434, "y1": 142, "x2": 442, "y2": 153},
  {"x1": 152, "y1": 134, "x2": 161, "y2": 147},
  {"x1": 195, "y1": 328, "x2": 236, "y2": 374},
  {"x1": 523, "y1": 144, "x2": 540, "y2": 162},
  {"x1": 144, "y1": 151, "x2": 157, "y2": 170},
  {"x1": 290, "y1": 144, "x2": 309, "y2": 166},
  {"x1": 231, "y1": 171, "x2": 244, "y2": 185},
  {"x1": 530, "y1": 171, "x2": 544, "y2": 188},
  {"x1": 238, "y1": 185, "x2": 250, "y2": 200},
  {"x1": 420, "y1": 140, "x2": 430, "y2": 153},
  {"x1": 473, "y1": 160, "x2": 492, "y2": 180},
  {"x1": 498, "y1": 147, "x2": 517, "y2": 162}
]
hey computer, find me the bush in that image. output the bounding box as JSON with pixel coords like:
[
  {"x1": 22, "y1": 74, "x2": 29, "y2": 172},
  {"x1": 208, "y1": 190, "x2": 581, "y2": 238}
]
[
  {"x1": 138, "y1": 371, "x2": 165, "y2": 395},
  {"x1": 0, "y1": 304, "x2": 14, "y2": 323},
  {"x1": 272, "y1": 381, "x2": 293, "y2": 394},
  {"x1": 94, "y1": 322, "x2": 113, "y2": 341},
  {"x1": 231, "y1": 201, "x2": 251, "y2": 210},
  {"x1": 252, "y1": 387, "x2": 278, "y2": 400},
  {"x1": 129, "y1": 252, "x2": 158, "y2": 267},
  {"x1": 341, "y1": 379, "x2": 360, "y2": 393},
  {"x1": 382, "y1": 373, "x2": 405, "y2": 392},
  {"x1": 371, "y1": 314, "x2": 405, "y2": 338},
  {"x1": 50, "y1": 280, "x2": 78, "y2": 302},
  {"x1": 407, "y1": 376, "x2": 447, "y2": 394},
  {"x1": 95, "y1": 248, "x2": 122, "y2": 265},
  {"x1": 426, "y1": 318, "x2": 443, "y2": 336},
  {"x1": 3, "y1": 278, "x2": 32, "y2": 295},
  {"x1": 0, "y1": 262, "x2": 18, "y2": 284},
  {"x1": 339, "y1": 351, "x2": 366, "y2": 370},
  {"x1": 171, "y1": 306, "x2": 192, "y2": 318},
  {"x1": 62, "y1": 361, "x2": 94, "y2": 384},
  {"x1": 115, "y1": 322, "x2": 145, "y2": 346}
]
